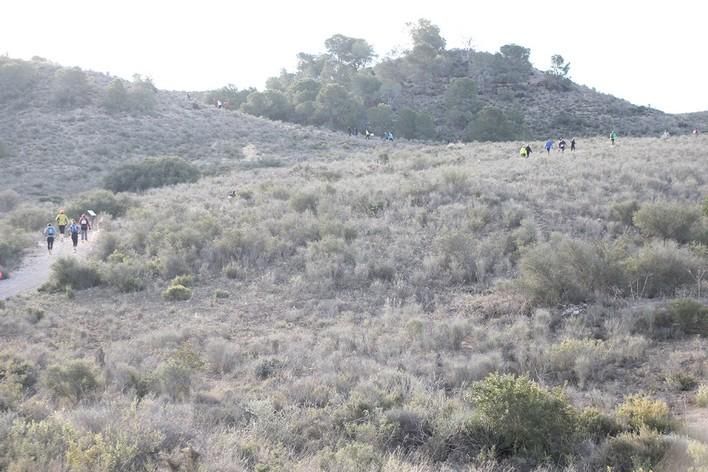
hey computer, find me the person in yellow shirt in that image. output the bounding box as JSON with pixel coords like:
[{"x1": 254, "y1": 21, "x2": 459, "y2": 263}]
[{"x1": 55, "y1": 209, "x2": 70, "y2": 242}]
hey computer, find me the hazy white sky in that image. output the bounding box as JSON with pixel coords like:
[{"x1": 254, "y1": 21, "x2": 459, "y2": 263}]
[{"x1": 2, "y1": 0, "x2": 707, "y2": 113}]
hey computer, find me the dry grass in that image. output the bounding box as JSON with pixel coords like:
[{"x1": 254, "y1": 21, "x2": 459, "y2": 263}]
[{"x1": 0, "y1": 133, "x2": 707, "y2": 470}]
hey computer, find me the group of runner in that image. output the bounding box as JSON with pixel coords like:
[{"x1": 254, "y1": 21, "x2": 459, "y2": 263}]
[
  {"x1": 519, "y1": 131, "x2": 623, "y2": 158},
  {"x1": 43, "y1": 210, "x2": 92, "y2": 255}
]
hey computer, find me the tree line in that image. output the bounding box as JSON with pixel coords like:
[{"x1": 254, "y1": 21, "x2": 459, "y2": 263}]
[{"x1": 208, "y1": 19, "x2": 572, "y2": 141}]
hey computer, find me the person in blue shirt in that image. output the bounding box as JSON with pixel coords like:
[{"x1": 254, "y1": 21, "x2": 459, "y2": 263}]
[
  {"x1": 68, "y1": 219, "x2": 81, "y2": 253},
  {"x1": 44, "y1": 223, "x2": 57, "y2": 254},
  {"x1": 545, "y1": 139, "x2": 554, "y2": 154}
]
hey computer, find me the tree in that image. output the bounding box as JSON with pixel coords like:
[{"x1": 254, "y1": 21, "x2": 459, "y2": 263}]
[
  {"x1": 351, "y1": 71, "x2": 381, "y2": 106},
  {"x1": 444, "y1": 78, "x2": 479, "y2": 130},
  {"x1": 128, "y1": 75, "x2": 156, "y2": 113},
  {"x1": 499, "y1": 44, "x2": 531, "y2": 63},
  {"x1": 324, "y1": 34, "x2": 375, "y2": 70},
  {"x1": 241, "y1": 90, "x2": 292, "y2": 121},
  {"x1": 51, "y1": 67, "x2": 92, "y2": 108},
  {"x1": 549, "y1": 54, "x2": 570, "y2": 78},
  {"x1": 206, "y1": 85, "x2": 253, "y2": 109},
  {"x1": 409, "y1": 19, "x2": 446, "y2": 53},
  {"x1": 290, "y1": 79, "x2": 321, "y2": 105},
  {"x1": 102, "y1": 79, "x2": 129, "y2": 112},
  {"x1": 314, "y1": 84, "x2": 363, "y2": 129},
  {"x1": 366, "y1": 104, "x2": 395, "y2": 136},
  {"x1": 395, "y1": 108, "x2": 436, "y2": 140},
  {"x1": 464, "y1": 106, "x2": 516, "y2": 142}
]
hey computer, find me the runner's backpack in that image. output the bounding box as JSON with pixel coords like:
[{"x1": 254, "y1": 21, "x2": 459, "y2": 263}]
[{"x1": 47, "y1": 227, "x2": 56, "y2": 236}]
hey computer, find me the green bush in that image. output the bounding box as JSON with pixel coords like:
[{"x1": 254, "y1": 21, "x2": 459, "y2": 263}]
[
  {"x1": 625, "y1": 242, "x2": 695, "y2": 298},
  {"x1": 638, "y1": 299, "x2": 708, "y2": 339},
  {"x1": 0, "y1": 223, "x2": 31, "y2": 268},
  {"x1": 0, "y1": 190, "x2": 20, "y2": 212},
  {"x1": 43, "y1": 360, "x2": 100, "y2": 404},
  {"x1": 6, "y1": 205, "x2": 51, "y2": 231},
  {"x1": 51, "y1": 67, "x2": 92, "y2": 108},
  {"x1": 162, "y1": 284, "x2": 192, "y2": 301},
  {"x1": 0, "y1": 60, "x2": 36, "y2": 101},
  {"x1": 616, "y1": 395, "x2": 673, "y2": 433},
  {"x1": 170, "y1": 274, "x2": 194, "y2": 287},
  {"x1": 155, "y1": 359, "x2": 193, "y2": 401},
  {"x1": 102, "y1": 259, "x2": 148, "y2": 292},
  {"x1": 594, "y1": 429, "x2": 670, "y2": 472},
  {"x1": 610, "y1": 200, "x2": 640, "y2": 227},
  {"x1": 696, "y1": 384, "x2": 708, "y2": 407},
  {"x1": 7, "y1": 418, "x2": 75, "y2": 471},
  {"x1": 468, "y1": 373, "x2": 579, "y2": 462},
  {"x1": 520, "y1": 236, "x2": 625, "y2": 305},
  {"x1": 48, "y1": 258, "x2": 102, "y2": 291},
  {"x1": 290, "y1": 192, "x2": 319, "y2": 214},
  {"x1": 633, "y1": 202, "x2": 702, "y2": 243},
  {"x1": 66, "y1": 189, "x2": 133, "y2": 218},
  {"x1": 104, "y1": 156, "x2": 200, "y2": 193}
]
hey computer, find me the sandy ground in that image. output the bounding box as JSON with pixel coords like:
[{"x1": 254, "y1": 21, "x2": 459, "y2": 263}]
[{"x1": 0, "y1": 233, "x2": 92, "y2": 300}]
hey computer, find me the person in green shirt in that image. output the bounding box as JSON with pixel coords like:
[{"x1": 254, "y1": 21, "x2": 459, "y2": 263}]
[
  {"x1": 55, "y1": 209, "x2": 70, "y2": 242},
  {"x1": 610, "y1": 130, "x2": 618, "y2": 145}
]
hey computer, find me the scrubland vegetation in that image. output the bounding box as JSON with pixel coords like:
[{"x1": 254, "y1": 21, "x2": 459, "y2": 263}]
[{"x1": 1, "y1": 133, "x2": 707, "y2": 470}]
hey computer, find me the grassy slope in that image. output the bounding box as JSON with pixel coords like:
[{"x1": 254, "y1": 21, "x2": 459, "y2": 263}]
[
  {"x1": 0, "y1": 59, "x2": 380, "y2": 199},
  {"x1": 1, "y1": 135, "x2": 706, "y2": 470}
]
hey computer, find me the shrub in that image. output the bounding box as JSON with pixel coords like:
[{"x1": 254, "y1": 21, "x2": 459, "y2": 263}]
[
  {"x1": 594, "y1": 429, "x2": 670, "y2": 472},
  {"x1": 0, "y1": 354, "x2": 37, "y2": 410},
  {"x1": 66, "y1": 189, "x2": 133, "y2": 218},
  {"x1": 468, "y1": 373, "x2": 579, "y2": 462},
  {"x1": 520, "y1": 236, "x2": 625, "y2": 305},
  {"x1": 638, "y1": 299, "x2": 708, "y2": 339},
  {"x1": 7, "y1": 418, "x2": 75, "y2": 471},
  {"x1": 51, "y1": 67, "x2": 92, "y2": 108},
  {"x1": 162, "y1": 284, "x2": 192, "y2": 301},
  {"x1": 625, "y1": 242, "x2": 695, "y2": 298},
  {"x1": 633, "y1": 202, "x2": 702, "y2": 243},
  {"x1": 43, "y1": 360, "x2": 100, "y2": 404},
  {"x1": 104, "y1": 156, "x2": 200, "y2": 193},
  {"x1": 0, "y1": 223, "x2": 31, "y2": 268},
  {"x1": 156, "y1": 360, "x2": 193, "y2": 401},
  {"x1": 0, "y1": 189, "x2": 20, "y2": 212},
  {"x1": 6, "y1": 205, "x2": 51, "y2": 231},
  {"x1": 102, "y1": 259, "x2": 148, "y2": 292},
  {"x1": 696, "y1": 384, "x2": 708, "y2": 407},
  {"x1": 48, "y1": 258, "x2": 102, "y2": 291},
  {"x1": 66, "y1": 431, "x2": 139, "y2": 472},
  {"x1": 170, "y1": 274, "x2": 194, "y2": 287},
  {"x1": 290, "y1": 192, "x2": 319, "y2": 214},
  {"x1": 616, "y1": 395, "x2": 673, "y2": 433},
  {"x1": 610, "y1": 200, "x2": 640, "y2": 227},
  {"x1": 577, "y1": 407, "x2": 623, "y2": 442}
]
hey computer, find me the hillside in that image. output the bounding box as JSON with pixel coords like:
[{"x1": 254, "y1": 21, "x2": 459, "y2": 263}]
[
  {"x1": 0, "y1": 56, "x2": 380, "y2": 199},
  {"x1": 1, "y1": 131, "x2": 707, "y2": 470},
  {"x1": 204, "y1": 20, "x2": 704, "y2": 142}
]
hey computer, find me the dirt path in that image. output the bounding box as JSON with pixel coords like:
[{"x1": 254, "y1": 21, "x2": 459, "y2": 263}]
[{"x1": 0, "y1": 235, "x2": 92, "y2": 300}]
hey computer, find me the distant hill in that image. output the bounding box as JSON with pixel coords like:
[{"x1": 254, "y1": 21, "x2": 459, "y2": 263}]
[
  {"x1": 0, "y1": 56, "x2": 378, "y2": 199},
  {"x1": 204, "y1": 20, "x2": 705, "y2": 142}
]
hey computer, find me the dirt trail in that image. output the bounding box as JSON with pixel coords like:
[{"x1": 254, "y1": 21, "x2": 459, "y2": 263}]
[{"x1": 0, "y1": 235, "x2": 92, "y2": 300}]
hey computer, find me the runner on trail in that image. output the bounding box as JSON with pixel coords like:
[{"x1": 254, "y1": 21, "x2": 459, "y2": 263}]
[
  {"x1": 519, "y1": 146, "x2": 528, "y2": 158},
  {"x1": 570, "y1": 138, "x2": 576, "y2": 152},
  {"x1": 559, "y1": 138, "x2": 567, "y2": 153},
  {"x1": 68, "y1": 219, "x2": 80, "y2": 253},
  {"x1": 545, "y1": 139, "x2": 554, "y2": 154},
  {"x1": 79, "y1": 213, "x2": 91, "y2": 242},
  {"x1": 610, "y1": 130, "x2": 617, "y2": 145},
  {"x1": 44, "y1": 223, "x2": 57, "y2": 255},
  {"x1": 55, "y1": 210, "x2": 69, "y2": 242},
  {"x1": 525, "y1": 144, "x2": 532, "y2": 157}
]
